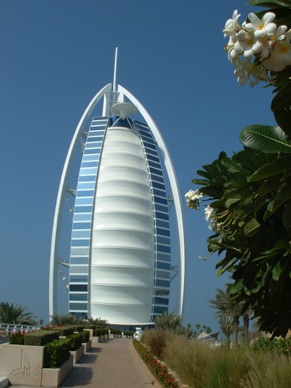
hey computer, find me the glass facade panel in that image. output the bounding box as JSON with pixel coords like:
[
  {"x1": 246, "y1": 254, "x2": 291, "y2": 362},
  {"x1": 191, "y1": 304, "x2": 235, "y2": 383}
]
[
  {"x1": 70, "y1": 257, "x2": 89, "y2": 264},
  {"x1": 72, "y1": 222, "x2": 91, "y2": 229},
  {"x1": 69, "y1": 117, "x2": 108, "y2": 317},
  {"x1": 136, "y1": 120, "x2": 171, "y2": 321},
  {"x1": 71, "y1": 239, "x2": 90, "y2": 247},
  {"x1": 69, "y1": 303, "x2": 88, "y2": 310},
  {"x1": 70, "y1": 285, "x2": 88, "y2": 292},
  {"x1": 156, "y1": 262, "x2": 171, "y2": 270},
  {"x1": 82, "y1": 154, "x2": 99, "y2": 162},
  {"x1": 75, "y1": 198, "x2": 94, "y2": 206},
  {"x1": 69, "y1": 294, "x2": 88, "y2": 301},
  {"x1": 70, "y1": 247, "x2": 90, "y2": 255}
]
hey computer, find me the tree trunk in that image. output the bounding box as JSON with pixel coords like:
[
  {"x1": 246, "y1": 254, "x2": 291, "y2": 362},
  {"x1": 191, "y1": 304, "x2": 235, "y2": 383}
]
[
  {"x1": 243, "y1": 312, "x2": 249, "y2": 346},
  {"x1": 232, "y1": 315, "x2": 240, "y2": 347}
]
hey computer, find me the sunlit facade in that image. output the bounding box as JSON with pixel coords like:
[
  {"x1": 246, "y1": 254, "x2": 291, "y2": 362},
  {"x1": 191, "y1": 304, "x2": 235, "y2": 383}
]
[{"x1": 49, "y1": 61, "x2": 185, "y2": 326}]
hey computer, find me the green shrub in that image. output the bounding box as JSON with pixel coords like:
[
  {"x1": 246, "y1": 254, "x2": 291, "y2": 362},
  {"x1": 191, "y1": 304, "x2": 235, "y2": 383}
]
[
  {"x1": 68, "y1": 325, "x2": 84, "y2": 332},
  {"x1": 110, "y1": 329, "x2": 122, "y2": 335},
  {"x1": 252, "y1": 338, "x2": 291, "y2": 356},
  {"x1": 93, "y1": 328, "x2": 108, "y2": 337},
  {"x1": 53, "y1": 326, "x2": 75, "y2": 336},
  {"x1": 66, "y1": 332, "x2": 83, "y2": 351},
  {"x1": 9, "y1": 332, "x2": 25, "y2": 344},
  {"x1": 124, "y1": 330, "x2": 133, "y2": 337},
  {"x1": 133, "y1": 339, "x2": 178, "y2": 388},
  {"x1": 142, "y1": 329, "x2": 170, "y2": 359},
  {"x1": 24, "y1": 330, "x2": 59, "y2": 346},
  {"x1": 79, "y1": 330, "x2": 90, "y2": 343},
  {"x1": 43, "y1": 338, "x2": 70, "y2": 368}
]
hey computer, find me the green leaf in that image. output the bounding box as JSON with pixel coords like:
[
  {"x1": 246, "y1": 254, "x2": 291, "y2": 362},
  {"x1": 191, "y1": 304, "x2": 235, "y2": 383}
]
[
  {"x1": 248, "y1": 0, "x2": 291, "y2": 7},
  {"x1": 272, "y1": 261, "x2": 282, "y2": 281},
  {"x1": 283, "y1": 204, "x2": 291, "y2": 230},
  {"x1": 228, "y1": 280, "x2": 244, "y2": 295},
  {"x1": 248, "y1": 157, "x2": 288, "y2": 182},
  {"x1": 240, "y1": 125, "x2": 291, "y2": 153},
  {"x1": 271, "y1": 82, "x2": 291, "y2": 137},
  {"x1": 265, "y1": 184, "x2": 291, "y2": 216},
  {"x1": 244, "y1": 217, "x2": 261, "y2": 236},
  {"x1": 257, "y1": 176, "x2": 282, "y2": 196}
]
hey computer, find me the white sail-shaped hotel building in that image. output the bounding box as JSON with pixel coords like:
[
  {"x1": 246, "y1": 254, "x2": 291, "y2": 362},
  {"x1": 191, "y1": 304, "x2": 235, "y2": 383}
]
[{"x1": 49, "y1": 51, "x2": 185, "y2": 326}]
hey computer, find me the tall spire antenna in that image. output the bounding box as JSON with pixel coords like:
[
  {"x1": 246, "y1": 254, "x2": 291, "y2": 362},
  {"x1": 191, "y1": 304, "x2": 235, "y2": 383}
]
[{"x1": 113, "y1": 47, "x2": 118, "y2": 92}]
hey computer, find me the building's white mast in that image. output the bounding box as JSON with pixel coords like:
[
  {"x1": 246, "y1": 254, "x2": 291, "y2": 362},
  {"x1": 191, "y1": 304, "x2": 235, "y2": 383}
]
[{"x1": 113, "y1": 47, "x2": 118, "y2": 93}]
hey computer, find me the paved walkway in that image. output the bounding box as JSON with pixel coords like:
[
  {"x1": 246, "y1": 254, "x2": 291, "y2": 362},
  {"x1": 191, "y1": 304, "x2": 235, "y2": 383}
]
[{"x1": 60, "y1": 338, "x2": 162, "y2": 388}]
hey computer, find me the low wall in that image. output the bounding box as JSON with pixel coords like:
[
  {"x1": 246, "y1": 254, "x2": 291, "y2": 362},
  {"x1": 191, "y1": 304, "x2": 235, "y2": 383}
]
[
  {"x1": 0, "y1": 344, "x2": 44, "y2": 387},
  {"x1": 42, "y1": 355, "x2": 73, "y2": 387},
  {"x1": 70, "y1": 346, "x2": 84, "y2": 364}
]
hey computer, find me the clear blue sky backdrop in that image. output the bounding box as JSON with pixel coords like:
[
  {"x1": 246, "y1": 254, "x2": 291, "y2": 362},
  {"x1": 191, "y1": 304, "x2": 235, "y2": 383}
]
[{"x1": 0, "y1": 0, "x2": 276, "y2": 331}]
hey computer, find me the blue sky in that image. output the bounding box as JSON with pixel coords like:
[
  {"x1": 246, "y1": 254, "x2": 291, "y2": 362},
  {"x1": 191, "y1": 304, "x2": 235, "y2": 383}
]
[{"x1": 0, "y1": 0, "x2": 276, "y2": 332}]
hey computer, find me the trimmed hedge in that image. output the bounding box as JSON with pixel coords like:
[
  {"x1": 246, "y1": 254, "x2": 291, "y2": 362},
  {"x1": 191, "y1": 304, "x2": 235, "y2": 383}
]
[
  {"x1": 53, "y1": 326, "x2": 75, "y2": 336},
  {"x1": 9, "y1": 332, "x2": 25, "y2": 344},
  {"x1": 66, "y1": 332, "x2": 83, "y2": 351},
  {"x1": 43, "y1": 338, "x2": 70, "y2": 368},
  {"x1": 110, "y1": 329, "x2": 122, "y2": 335},
  {"x1": 124, "y1": 330, "x2": 134, "y2": 337},
  {"x1": 93, "y1": 328, "x2": 108, "y2": 337},
  {"x1": 68, "y1": 325, "x2": 84, "y2": 332},
  {"x1": 80, "y1": 330, "x2": 90, "y2": 343},
  {"x1": 24, "y1": 330, "x2": 59, "y2": 346}
]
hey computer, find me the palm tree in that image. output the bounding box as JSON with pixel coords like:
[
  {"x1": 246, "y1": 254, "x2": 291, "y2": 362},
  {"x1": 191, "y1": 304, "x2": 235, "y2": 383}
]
[
  {"x1": 0, "y1": 302, "x2": 35, "y2": 324},
  {"x1": 209, "y1": 288, "x2": 242, "y2": 346},
  {"x1": 49, "y1": 313, "x2": 83, "y2": 326},
  {"x1": 86, "y1": 317, "x2": 108, "y2": 327},
  {"x1": 218, "y1": 314, "x2": 233, "y2": 347},
  {"x1": 154, "y1": 312, "x2": 182, "y2": 332}
]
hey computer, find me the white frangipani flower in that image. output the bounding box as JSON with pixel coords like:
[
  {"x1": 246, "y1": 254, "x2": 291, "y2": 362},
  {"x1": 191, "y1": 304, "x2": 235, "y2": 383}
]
[
  {"x1": 263, "y1": 30, "x2": 291, "y2": 71},
  {"x1": 244, "y1": 12, "x2": 276, "y2": 38},
  {"x1": 233, "y1": 58, "x2": 253, "y2": 85},
  {"x1": 185, "y1": 189, "x2": 203, "y2": 210},
  {"x1": 234, "y1": 29, "x2": 256, "y2": 58},
  {"x1": 205, "y1": 205, "x2": 215, "y2": 221},
  {"x1": 223, "y1": 10, "x2": 241, "y2": 37},
  {"x1": 223, "y1": 9, "x2": 290, "y2": 87},
  {"x1": 204, "y1": 205, "x2": 226, "y2": 243}
]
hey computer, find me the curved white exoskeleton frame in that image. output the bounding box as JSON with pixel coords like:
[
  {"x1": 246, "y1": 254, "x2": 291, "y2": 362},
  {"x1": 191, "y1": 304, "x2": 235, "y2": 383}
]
[{"x1": 49, "y1": 82, "x2": 185, "y2": 319}]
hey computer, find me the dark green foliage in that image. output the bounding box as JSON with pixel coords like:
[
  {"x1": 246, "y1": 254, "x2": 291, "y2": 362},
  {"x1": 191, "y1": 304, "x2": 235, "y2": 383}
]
[
  {"x1": 0, "y1": 302, "x2": 35, "y2": 324},
  {"x1": 83, "y1": 325, "x2": 96, "y2": 330},
  {"x1": 66, "y1": 332, "x2": 83, "y2": 351},
  {"x1": 43, "y1": 338, "x2": 70, "y2": 368},
  {"x1": 193, "y1": 148, "x2": 291, "y2": 337},
  {"x1": 93, "y1": 328, "x2": 108, "y2": 337},
  {"x1": 110, "y1": 328, "x2": 122, "y2": 335},
  {"x1": 252, "y1": 337, "x2": 291, "y2": 355},
  {"x1": 49, "y1": 313, "x2": 84, "y2": 326},
  {"x1": 123, "y1": 330, "x2": 133, "y2": 337},
  {"x1": 68, "y1": 325, "x2": 84, "y2": 332},
  {"x1": 154, "y1": 312, "x2": 182, "y2": 332},
  {"x1": 86, "y1": 317, "x2": 108, "y2": 327},
  {"x1": 24, "y1": 330, "x2": 59, "y2": 346},
  {"x1": 8, "y1": 332, "x2": 25, "y2": 344},
  {"x1": 80, "y1": 330, "x2": 90, "y2": 343},
  {"x1": 53, "y1": 326, "x2": 74, "y2": 336}
]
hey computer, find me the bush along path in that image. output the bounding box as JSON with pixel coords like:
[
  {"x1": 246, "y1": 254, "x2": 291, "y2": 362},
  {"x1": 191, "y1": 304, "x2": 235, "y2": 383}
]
[{"x1": 133, "y1": 339, "x2": 179, "y2": 388}]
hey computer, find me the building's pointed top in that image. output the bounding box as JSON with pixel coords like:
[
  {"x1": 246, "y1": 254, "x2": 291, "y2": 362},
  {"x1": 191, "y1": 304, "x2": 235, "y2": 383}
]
[{"x1": 113, "y1": 47, "x2": 118, "y2": 93}]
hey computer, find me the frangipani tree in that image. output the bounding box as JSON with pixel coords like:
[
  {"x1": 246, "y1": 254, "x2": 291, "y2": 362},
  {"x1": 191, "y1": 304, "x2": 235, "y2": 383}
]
[{"x1": 187, "y1": 0, "x2": 291, "y2": 337}]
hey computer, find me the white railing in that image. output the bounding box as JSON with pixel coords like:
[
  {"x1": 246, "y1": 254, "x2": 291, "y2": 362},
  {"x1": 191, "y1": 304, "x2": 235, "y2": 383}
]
[{"x1": 0, "y1": 323, "x2": 41, "y2": 334}]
